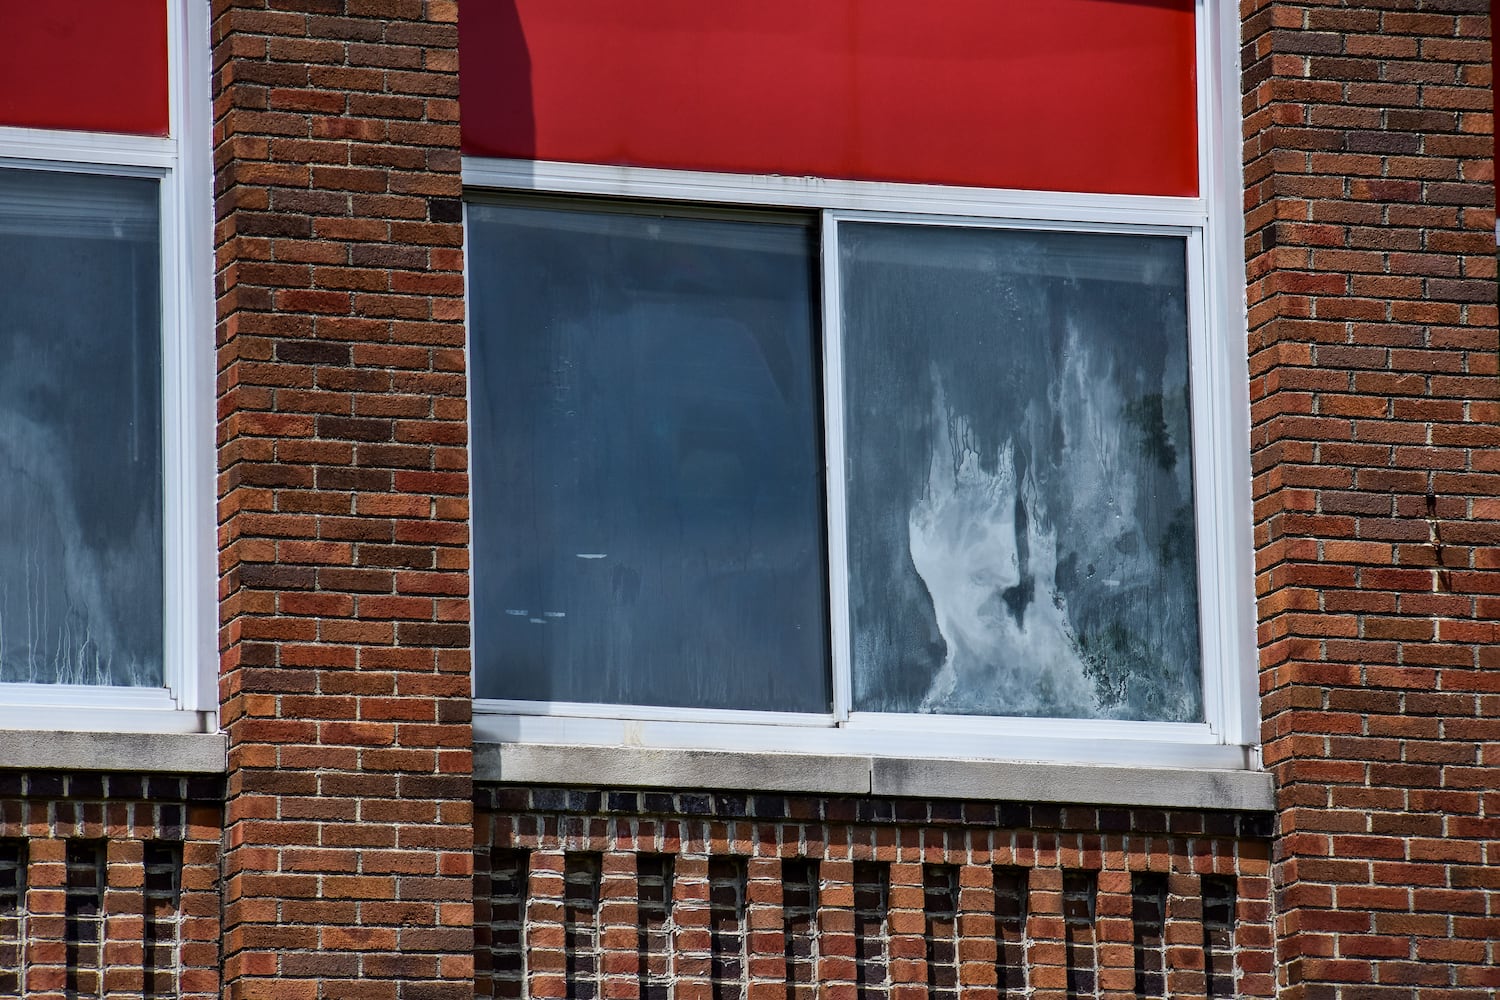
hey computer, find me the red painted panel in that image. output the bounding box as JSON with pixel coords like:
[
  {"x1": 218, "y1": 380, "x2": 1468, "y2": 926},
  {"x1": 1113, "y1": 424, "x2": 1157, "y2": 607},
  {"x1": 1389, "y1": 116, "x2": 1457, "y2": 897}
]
[
  {"x1": 461, "y1": 1, "x2": 1198, "y2": 197},
  {"x1": 0, "y1": 0, "x2": 170, "y2": 137}
]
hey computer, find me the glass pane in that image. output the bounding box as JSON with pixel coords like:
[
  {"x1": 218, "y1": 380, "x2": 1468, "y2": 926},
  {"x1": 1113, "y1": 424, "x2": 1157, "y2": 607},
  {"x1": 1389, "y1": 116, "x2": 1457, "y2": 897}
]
[
  {"x1": 841, "y1": 223, "x2": 1202, "y2": 722},
  {"x1": 468, "y1": 202, "x2": 829, "y2": 712},
  {"x1": 0, "y1": 167, "x2": 163, "y2": 687}
]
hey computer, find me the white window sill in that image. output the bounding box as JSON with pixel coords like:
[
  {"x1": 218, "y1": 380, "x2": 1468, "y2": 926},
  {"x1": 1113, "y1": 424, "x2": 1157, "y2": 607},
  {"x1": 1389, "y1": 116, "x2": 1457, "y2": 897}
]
[
  {"x1": 0, "y1": 730, "x2": 226, "y2": 774},
  {"x1": 475, "y1": 742, "x2": 1275, "y2": 813},
  {"x1": 476, "y1": 708, "x2": 1257, "y2": 771},
  {"x1": 0, "y1": 685, "x2": 216, "y2": 736}
]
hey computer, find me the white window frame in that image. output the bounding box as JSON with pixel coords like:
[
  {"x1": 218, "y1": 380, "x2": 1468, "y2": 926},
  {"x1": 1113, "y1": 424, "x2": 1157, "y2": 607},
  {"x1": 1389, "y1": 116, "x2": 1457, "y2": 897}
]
[
  {"x1": 463, "y1": 0, "x2": 1256, "y2": 770},
  {"x1": 0, "y1": 0, "x2": 216, "y2": 735}
]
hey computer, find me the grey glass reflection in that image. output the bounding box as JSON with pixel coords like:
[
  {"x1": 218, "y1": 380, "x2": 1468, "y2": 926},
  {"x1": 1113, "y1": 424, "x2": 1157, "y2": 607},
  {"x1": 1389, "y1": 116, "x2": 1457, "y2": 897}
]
[
  {"x1": 0, "y1": 167, "x2": 163, "y2": 687},
  {"x1": 841, "y1": 224, "x2": 1202, "y2": 722},
  {"x1": 468, "y1": 202, "x2": 829, "y2": 712}
]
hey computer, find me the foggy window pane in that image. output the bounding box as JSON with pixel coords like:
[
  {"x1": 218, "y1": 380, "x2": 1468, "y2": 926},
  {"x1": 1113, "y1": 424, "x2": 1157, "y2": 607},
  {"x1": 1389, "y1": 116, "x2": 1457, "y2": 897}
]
[
  {"x1": 0, "y1": 167, "x2": 164, "y2": 687},
  {"x1": 468, "y1": 202, "x2": 830, "y2": 712},
  {"x1": 840, "y1": 223, "x2": 1203, "y2": 722}
]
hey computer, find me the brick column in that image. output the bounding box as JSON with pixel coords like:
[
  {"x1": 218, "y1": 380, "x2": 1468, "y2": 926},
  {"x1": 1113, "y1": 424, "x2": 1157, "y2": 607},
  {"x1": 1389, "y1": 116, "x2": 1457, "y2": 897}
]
[
  {"x1": 600, "y1": 850, "x2": 641, "y2": 1000},
  {"x1": 211, "y1": 1, "x2": 472, "y2": 997},
  {"x1": 1163, "y1": 874, "x2": 1205, "y2": 1000},
  {"x1": 670, "y1": 855, "x2": 712, "y2": 1000},
  {"x1": 1024, "y1": 868, "x2": 1065, "y2": 1000},
  {"x1": 954, "y1": 863, "x2": 997, "y2": 1000},
  {"x1": 1242, "y1": 2, "x2": 1497, "y2": 997},
  {"x1": 816, "y1": 859, "x2": 858, "y2": 1000},
  {"x1": 1092, "y1": 870, "x2": 1132, "y2": 1000},
  {"x1": 886, "y1": 861, "x2": 926, "y2": 1000},
  {"x1": 744, "y1": 855, "x2": 786, "y2": 1000}
]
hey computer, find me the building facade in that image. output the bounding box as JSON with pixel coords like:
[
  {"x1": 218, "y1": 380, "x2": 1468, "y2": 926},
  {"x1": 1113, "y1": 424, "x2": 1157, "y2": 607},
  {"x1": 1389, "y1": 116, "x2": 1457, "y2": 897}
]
[{"x1": 0, "y1": 1, "x2": 1495, "y2": 998}]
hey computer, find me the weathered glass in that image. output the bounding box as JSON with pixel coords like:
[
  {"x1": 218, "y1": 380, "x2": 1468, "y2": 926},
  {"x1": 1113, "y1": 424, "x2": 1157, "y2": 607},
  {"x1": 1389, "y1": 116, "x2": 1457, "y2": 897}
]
[
  {"x1": 468, "y1": 202, "x2": 830, "y2": 712},
  {"x1": 0, "y1": 167, "x2": 163, "y2": 687},
  {"x1": 840, "y1": 223, "x2": 1202, "y2": 721}
]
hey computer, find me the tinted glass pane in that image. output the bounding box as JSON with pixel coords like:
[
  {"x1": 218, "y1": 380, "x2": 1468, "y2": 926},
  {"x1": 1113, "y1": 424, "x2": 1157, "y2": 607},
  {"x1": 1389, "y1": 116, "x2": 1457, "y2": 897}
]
[
  {"x1": 841, "y1": 223, "x2": 1202, "y2": 722},
  {"x1": 0, "y1": 167, "x2": 163, "y2": 686},
  {"x1": 468, "y1": 202, "x2": 829, "y2": 712}
]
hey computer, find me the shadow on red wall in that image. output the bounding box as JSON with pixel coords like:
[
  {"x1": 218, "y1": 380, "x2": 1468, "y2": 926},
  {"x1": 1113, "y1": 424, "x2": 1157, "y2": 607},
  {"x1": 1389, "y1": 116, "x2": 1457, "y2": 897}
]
[{"x1": 459, "y1": 0, "x2": 1199, "y2": 198}]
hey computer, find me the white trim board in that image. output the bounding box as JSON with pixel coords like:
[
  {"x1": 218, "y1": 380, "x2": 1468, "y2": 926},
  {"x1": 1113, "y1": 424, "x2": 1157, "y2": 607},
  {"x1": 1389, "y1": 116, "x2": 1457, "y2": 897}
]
[
  {"x1": 463, "y1": 156, "x2": 1209, "y2": 228},
  {"x1": 0, "y1": 127, "x2": 175, "y2": 170},
  {"x1": 474, "y1": 712, "x2": 1255, "y2": 773}
]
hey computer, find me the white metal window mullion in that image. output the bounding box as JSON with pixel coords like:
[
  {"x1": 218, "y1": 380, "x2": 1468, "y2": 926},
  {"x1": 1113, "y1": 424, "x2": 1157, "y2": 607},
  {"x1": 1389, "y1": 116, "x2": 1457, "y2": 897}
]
[
  {"x1": 163, "y1": 0, "x2": 217, "y2": 722},
  {"x1": 1184, "y1": 226, "x2": 1232, "y2": 744},
  {"x1": 1187, "y1": 231, "x2": 1256, "y2": 752},
  {"x1": 821, "y1": 209, "x2": 854, "y2": 724},
  {"x1": 156, "y1": 0, "x2": 196, "y2": 719},
  {"x1": 1210, "y1": 0, "x2": 1259, "y2": 752},
  {"x1": 1197, "y1": 0, "x2": 1257, "y2": 751},
  {"x1": 159, "y1": 162, "x2": 187, "y2": 711}
]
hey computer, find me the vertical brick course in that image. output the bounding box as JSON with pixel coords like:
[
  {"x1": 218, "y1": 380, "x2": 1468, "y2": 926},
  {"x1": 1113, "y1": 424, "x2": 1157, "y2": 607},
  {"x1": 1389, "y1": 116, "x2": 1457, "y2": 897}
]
[
  {"x1": 211, "y1": 0, "x2": 471, "y2": 996},
  {"x1": 1242, "y1": 1, "x2": 1497, "y2": 996}
]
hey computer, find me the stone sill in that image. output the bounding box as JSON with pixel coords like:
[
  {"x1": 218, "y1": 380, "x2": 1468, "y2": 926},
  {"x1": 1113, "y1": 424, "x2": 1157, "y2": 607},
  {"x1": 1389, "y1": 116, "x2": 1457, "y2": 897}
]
[
  {"x1": 0, "y1": 734, "x2": 1275, "y2": 812},
  {"x1": 476, "y1": 743, "x2": 1276, "y2": 813},
  {"x1": 0, "y1": 731, "x2": 228, "y2": 774}
]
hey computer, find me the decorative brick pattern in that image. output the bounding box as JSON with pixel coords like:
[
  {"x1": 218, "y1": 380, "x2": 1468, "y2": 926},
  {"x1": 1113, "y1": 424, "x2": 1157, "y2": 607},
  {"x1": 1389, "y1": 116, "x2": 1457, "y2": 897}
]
[
  {"x1": 210, "y1": 0, "x2": 473, "y2": 995},
  {"x1": 475, "y1": 790, "x2": 1275, "y2": 1000},
  {"x1": 707, "y1": 857, "x2": 747, "y2": 1000},
  {"x1": 144, "y1": 841, "x2": 186, "y2": 1000},
  {"x1": 0, "y1": 840, "x2": 22, "y2": 998},
  {"x1": 1200, "y1": 877, "x2": 1236, "y2": 1000},
  {"x1": 852, "y1": 862, "x2": 891, "y2": 1000},
  {"x1": 781, "y1": 860, "x2": 818, "y2": 1000},
  {"x1": 63, "y1": 841, "x2": 104, "y2": 998},
  {"x1": 563, "y1": 854, "x2": 601, "y2": 1000},
  {"x1": 637, "y1": 854, "x2": 676, "y2": 1000},
  {"x1": 1241, "y1": 1, "x2": 1497, "y2": 996},
  {"x1": 1060, "y1": 871, "x2": 1098, "y2": 1000},
  {"x1": 1129, "y1": 874, "x2": 1167, "y2": 1000},
  {"x1": 478, "y1": 849, "x2": 529, "y2": 1000},
  {"x1": 992, "y1": 867, "x2": 1028, "y2": 1000},
  {"x1": 921, "y1": 866, "x2": 958, "y2": 1000},
  {"x1": 0, "y1": 773, "x2": 221, "y2": 1000}
]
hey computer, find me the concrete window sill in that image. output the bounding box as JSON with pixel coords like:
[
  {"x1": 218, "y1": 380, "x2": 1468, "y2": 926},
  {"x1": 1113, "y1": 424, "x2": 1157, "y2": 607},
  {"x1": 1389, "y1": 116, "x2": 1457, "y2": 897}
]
[
  {"x1": 0, "y1": 731, "x2": 227, "y2": 774},
  {"x1": 476, "y1": 742, "x2": 1275, "y2": 813}
]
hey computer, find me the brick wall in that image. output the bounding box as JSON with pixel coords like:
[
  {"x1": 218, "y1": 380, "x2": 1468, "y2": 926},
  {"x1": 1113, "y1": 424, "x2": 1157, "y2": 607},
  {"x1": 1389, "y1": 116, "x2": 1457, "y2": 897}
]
[
  {"x1": 1242, "y1": 0, "x2": 1498, "y2": 996},
  {"x1": 0, "y1": 772, "x2": 222, "y2": 1000},
  {"x1": 211, "y1": 0, "x2": 473, "y2": 996},
  {"x1": 475, "y1": 788, "x2": 1276, "y2": 1000},
  {"x1": 3, "y1": 2, "x2": 1498, "y2": 998}
]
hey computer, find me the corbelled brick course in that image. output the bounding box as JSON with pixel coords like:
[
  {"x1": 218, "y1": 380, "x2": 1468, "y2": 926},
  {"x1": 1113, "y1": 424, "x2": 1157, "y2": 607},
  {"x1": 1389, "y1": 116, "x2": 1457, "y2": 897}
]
[
  {"x1": 0, "y1": 772, "x2": 222, "y2": 1000},
  {"x1": 475, "y1": 788, "x2": 1276, "y2": 1000},
  {"x1": 1243, "y1": 0, "x2": 1498, "y2": 996},
  {"x1": 211, "y1": 0, "x2": 472, "y2": 996}
]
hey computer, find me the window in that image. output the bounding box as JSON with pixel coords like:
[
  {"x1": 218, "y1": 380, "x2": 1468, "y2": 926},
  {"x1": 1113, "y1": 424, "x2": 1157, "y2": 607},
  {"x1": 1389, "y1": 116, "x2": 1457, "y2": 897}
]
[
  {"x1": 464, "y1": 2, "x2": 1252, "y2": 768},
  {"x1": 837, "y1": 223, "x2": 1201, "y2": 723},
  {"x1": 469, "y1": 202, "x2": 829, "y2": 714},
  {"x1": 0, "y1": 168, "x2": 164, "y2": 687},
  {"x1": 0, "y1": 0, "x2": 214, "y2": 733}
]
